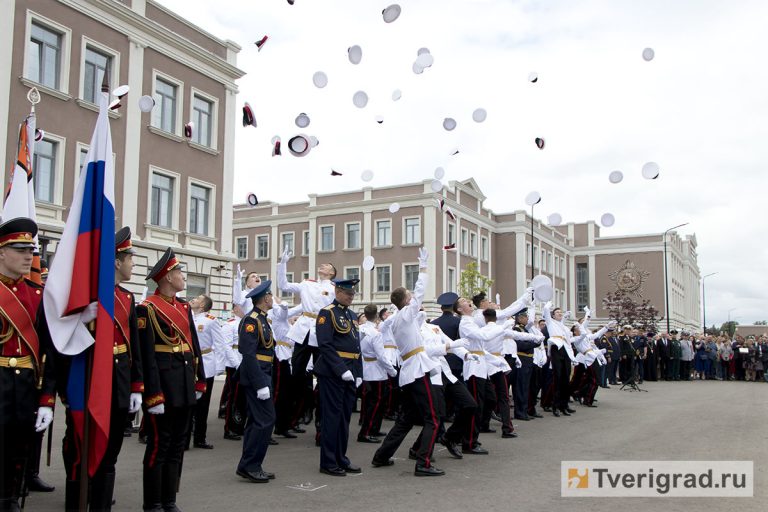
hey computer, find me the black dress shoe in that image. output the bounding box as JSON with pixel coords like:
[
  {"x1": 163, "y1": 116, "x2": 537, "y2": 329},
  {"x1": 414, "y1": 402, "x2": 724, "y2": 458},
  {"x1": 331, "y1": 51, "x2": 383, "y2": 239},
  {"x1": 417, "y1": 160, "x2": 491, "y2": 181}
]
[
  {"x1": 415, "y1": 465, "x2": 445, "y2": 476},
  {"x1": 371, "y1": 458, "x2": 395, "y2": 467},
  {"x1": 462, "y1": 445, "x2": 489, "y2": 455},
  {"x1": 262, "y1": 471, "x2": 276, "y2": 479},
  {"x1": 552, "y1": 409, "x2": 561, "y2": 417},
  {"x1": 292, "y1": 427, "x2": 307, "y2": 434},
  {"x1": 565, "y1": 407, "x2": 576, "y2": 413},
  {"x1": 357, "y1": 435, "x2": 381, "y2": 444},
  {"x1": 372, "y1": 430, "x2": 388, "y2": 437},
  {"x1": 162, "y1": 503, "x2": 182, "y2": 512},
  {"x1": 560, "y1": 409, "x2": 571, "y2": 416},
  {"x1": 139, "y1": 435, "x2": 147, "y2": 444},
  {"x1": 531, "y1": 412, "x2": 543, "y2": 418},
  {"x1": 343, "y1": 464, "x2": 362, "y2": 473},
  {"x1": 236, "y1": 469, "x2": 270, "y2": 483},
  {"x1": 319, "y1": 467, "x2": 346, "y2": 477},
  {"x1": 276, "y1": 431, "x2": 297, "y2": 439},
  {"x1": 501, "y1": 432, "x2": 518, "y2": 439},
  {"x1": 269, "y1": 437, "x2": 279, "y2": 445},
  {"x1": 29, "y1": 475, "x2": 55, "y2": 492},
  {"x1": 514, "y1": 415, "x2": 530, "y2": 421},
  {"x1": 444, "y1": 441, "x2": 463, "y2": 459},
  {"x1": 584, "y1": 403, "x2": 598, "y2": 407},
  {"x1": 194, "y1": 441, "x2": 214, "y2": 449},
  {"x1": 490, "y1": 411, "x2": 503, "y2": 423},
  {"x1": 479, "y1": 427, "x2": 496, "y2": 433},
  {"x1": 224, "y1": 432, "x2": 242, "y2": 441},
  {"x1": 543, "y1": 406, "x2": 552, "y2": 412},
  {"x1": 408, "y1": 449, "x2": 417, "y2": 460},
  {"x1": 123, "y1": 429, "x2": 133, "y2": 438}
]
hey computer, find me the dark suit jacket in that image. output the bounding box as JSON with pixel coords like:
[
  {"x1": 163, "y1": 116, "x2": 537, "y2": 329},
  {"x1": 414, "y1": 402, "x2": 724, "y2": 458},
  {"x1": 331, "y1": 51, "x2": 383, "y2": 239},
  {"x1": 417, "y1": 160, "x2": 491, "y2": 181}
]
[
  {"x1": 237, "y1": 308, "x2": 274, "y2": 390},
  {"x1": 431, "y1": 312, "x2": 463, "y2": 376}
]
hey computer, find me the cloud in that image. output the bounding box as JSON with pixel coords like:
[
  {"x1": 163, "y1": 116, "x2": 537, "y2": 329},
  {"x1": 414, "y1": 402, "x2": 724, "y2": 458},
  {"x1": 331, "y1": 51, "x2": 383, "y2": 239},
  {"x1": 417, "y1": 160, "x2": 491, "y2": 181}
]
[{"x1": 156, "y1": 0, "x2": 768, "y2": 325}]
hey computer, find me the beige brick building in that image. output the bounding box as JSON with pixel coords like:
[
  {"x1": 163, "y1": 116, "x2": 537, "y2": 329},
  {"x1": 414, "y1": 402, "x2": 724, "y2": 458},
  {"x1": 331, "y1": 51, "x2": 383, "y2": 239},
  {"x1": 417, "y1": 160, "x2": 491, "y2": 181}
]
[
  {"x1": 1, "y1": 0, "x2": 244, "y2": 310},
  {"x1": 233, "y1": 178, "x2": 702, "y2": 332}
]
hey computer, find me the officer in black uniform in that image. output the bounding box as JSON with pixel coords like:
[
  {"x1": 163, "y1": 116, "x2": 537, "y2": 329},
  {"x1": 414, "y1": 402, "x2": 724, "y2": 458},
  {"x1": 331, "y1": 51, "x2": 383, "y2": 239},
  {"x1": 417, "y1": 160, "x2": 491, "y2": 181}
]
[
  {"x1": 314, "y1": 278, "x2": 363, "y2": 477},
  {"x1": 426, "y1": 292, "x2": 475, "y2": 459},
  {"x1": 510, "y1": 309, "x2": 540, "y2": 421},
  {"x1": 137, "y1": 248, "x2": 206, "y2": 512},
  {"x1": 235, "y1": 280, "x2": 277, "y2": 484}
]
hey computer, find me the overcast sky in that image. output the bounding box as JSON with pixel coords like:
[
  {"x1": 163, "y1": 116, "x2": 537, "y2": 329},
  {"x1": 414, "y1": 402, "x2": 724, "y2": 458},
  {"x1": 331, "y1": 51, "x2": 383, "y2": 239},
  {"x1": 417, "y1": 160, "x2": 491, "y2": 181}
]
[{"x1": 157, "y1": 0, "x2": 768, "y2": 327}]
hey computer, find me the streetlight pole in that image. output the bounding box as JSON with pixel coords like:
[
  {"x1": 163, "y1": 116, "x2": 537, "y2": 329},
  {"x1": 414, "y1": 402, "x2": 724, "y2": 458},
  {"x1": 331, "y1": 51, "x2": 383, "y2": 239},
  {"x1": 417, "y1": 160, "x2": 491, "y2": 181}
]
[
  {"x1": 530, "y1": 203, "x2": 535, "y2": 282},
  {"x1": 727, "y1": 308, "x2": 737, "y2": 337},
  {"x1": 663, "y1": 222, "x2": 689, "y2": 334},
  {"x1": 701, "y1": 272, "x2": 718, "y2": 334}
]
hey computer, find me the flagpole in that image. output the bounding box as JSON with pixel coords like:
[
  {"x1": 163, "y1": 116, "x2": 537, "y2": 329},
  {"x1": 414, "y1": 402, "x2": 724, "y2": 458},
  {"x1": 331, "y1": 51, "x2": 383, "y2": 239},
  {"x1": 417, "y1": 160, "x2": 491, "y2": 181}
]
[{"x1": 78, "y1": 346, "x2": 93, "y2": 511}]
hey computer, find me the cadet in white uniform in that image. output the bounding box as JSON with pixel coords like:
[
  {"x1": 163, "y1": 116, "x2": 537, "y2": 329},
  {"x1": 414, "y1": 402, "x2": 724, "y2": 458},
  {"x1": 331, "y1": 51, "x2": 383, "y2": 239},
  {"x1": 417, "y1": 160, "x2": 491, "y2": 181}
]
[
  {"x1": 268, "y1": 301, "x2": 303, "y2": 437},
  {"x1": 189, "y1": 294, "x2": 227, "y2": 449},
  {"x1": 277, "y1": 247, "x2": 336, "y2": 429},
  {"x1": 357, "y1": 305, "x2": 397, "y2": 443}
]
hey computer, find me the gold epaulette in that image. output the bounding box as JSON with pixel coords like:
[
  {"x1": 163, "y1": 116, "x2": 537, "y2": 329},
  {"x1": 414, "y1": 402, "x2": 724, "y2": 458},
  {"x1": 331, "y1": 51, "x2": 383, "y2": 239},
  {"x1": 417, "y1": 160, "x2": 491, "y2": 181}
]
[
  {"x1": 322, "y1": 304, "x2": 335, "y2": 311},
  {"x1": 250, "y1": 311, "x2": 259, "y2": 319}
]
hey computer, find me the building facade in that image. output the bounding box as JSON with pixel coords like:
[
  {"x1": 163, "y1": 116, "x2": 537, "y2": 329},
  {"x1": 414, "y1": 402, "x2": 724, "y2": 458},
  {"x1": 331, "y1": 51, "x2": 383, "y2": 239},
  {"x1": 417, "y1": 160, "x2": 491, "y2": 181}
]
[
  {"x1": 1, "y1": 0, "x2": 244, "y2": 310},
  {"x1": 233, "y1": 178, "x2": 702, "y2": 332}
]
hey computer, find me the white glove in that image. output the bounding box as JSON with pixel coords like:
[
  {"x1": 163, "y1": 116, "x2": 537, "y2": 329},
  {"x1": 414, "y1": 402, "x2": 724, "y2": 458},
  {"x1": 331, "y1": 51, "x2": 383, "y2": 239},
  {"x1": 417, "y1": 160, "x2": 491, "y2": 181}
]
[
  {"x1": 355, "y1": 377, "x2": 363, "y2": 388},
  {"x1": 514, "y1": 356, "x2": 522, "y2": 368},
  {"x1": 257, "y1": 386, "x2": 271, "y2": 400},
  {"x1": 195, "y1": 391, "x2": 203, "y2": 400},
  {"x1": 341, "y1": 370, "x2": 354, "y2": 382},
  {"x1": 147, "y1": 404, "x2": 165, "y2": 415},
  {"x1": 536, "y1": 334, "x2": 545, "y2": 343},
  {"x1": 448, "y1": 339, "x2": 469, "y2": 350},
  {"x1": 544, "y1": 301, "x2": 554, "y2": 310},
  {"x1": 81, "y1": 302, "x2": 99, "y2": 323},
  {"x1": 428, "y1": 366, "x2": 440, "y2": 376},
  {"x1": 417, "y1": 247, "x2": 429, "y2": 268},
  {"x1": 583, "y1": 306, "x2": 592, "y2": 318},
  {"x1": 35, "y1": 407, "x2": 53, "y2": 432},
  {"x1": 280, "y1": 245, "x2": 292, "y2": 264},
  {"x1": 386, "y1": 367, "x2": 397, "y2": 378},
  {"x1": 466, "y1": 353, "x2": 480, "y2": 362},
  {"x1": 564, "y1": 310, "x2": 572, "y2": 320},
  {"x1": 129, "y1": 393, "x2": 142, "y2": 414},
  {"x1": 607, "y1": 320, "x2": 618, "y2": 329},
  {"x1": 237, "y1": 264, "x2": 245, "y2": 281}
]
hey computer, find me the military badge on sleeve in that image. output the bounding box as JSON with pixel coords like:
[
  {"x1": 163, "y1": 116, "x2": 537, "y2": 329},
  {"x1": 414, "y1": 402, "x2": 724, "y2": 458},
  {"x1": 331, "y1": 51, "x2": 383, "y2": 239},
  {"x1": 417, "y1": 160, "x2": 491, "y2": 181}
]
[{"x1": 246, "y1": 324, "x2": 256, "y2": 333}]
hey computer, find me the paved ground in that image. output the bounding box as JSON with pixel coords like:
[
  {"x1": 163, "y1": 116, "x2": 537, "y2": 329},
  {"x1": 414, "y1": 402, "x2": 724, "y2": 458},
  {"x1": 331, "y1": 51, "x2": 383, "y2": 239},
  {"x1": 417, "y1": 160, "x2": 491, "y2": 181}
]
[{"x1": 31, "y1": 379, "x2": 767, "y2": 511}]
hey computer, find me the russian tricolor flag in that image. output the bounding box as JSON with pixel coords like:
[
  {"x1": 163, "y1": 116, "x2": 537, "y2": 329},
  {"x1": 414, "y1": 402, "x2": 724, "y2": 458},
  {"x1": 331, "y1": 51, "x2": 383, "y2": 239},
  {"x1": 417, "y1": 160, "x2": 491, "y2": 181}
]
[{"x1": 44, "y1": 84, "x2": 115, "y2": 476}]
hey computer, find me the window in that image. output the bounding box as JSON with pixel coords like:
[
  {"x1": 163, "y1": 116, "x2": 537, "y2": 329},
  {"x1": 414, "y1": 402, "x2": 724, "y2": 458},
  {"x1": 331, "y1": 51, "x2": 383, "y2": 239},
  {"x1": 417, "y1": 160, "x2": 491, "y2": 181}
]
[
  {"x1": 375, "y1": 266, "x2": 391, "y2": 293},
  {"x1": 78, "y1": 147, "x2": 89, "y2": 177},
  {"x1": 576, "y1": 262, "x2": 589, "y2": 311},
  {"x1": 189, "y1": 184, "x2": 210, "y2": 235},
  {"x1": 236, "y1": 237, "x2": 248, "y2": 260},
  {"x1": 447, "y1": 223, "x2": 456, "y2": 246},
  {"x1": 481, "y1": 237, "x2": 489, "y2": 261},
  {"x1": 186, "y1": 274, "x2": 208, "y2": 300},
  {"x1": 554, "y1": 256, "x2": 560, "y2": 277},
  {"x1": 281, "y1": 232, "x2": 295, "y2": 255},
  {"x1": 344, "y1": 267, "x2": 361, "y2": 292},
  {"x1": 83, "y1": 46, "x2": 111, "y2": 103},
  {"x1": 256, "y1": 235, "x2": 269, "y2": 259},
  {"x1": 302, "y1": 230, "x2": 310, "y2": 256},
  {"x1": 526, "y1": 242, "x2": 532, "y2": 266},
  {"x1": 191, "y1": 94, "x2": 213, "y2": 147},
  {"x1": 345, "y1": 223, "x2": 360, "y2": 249},
  {"x1": 541, "y1": 249, "x2": 546, "y2": 271},
  {"x1": 555, "y1": 289, "x2": 560, "y2": 307},
  {"x1": 470, "y1": 232, "x2": 477, "y2": 257},
  {"x1": 375, "y1": 220, "x2": 391, "y2": 247},
  {"x1": 404, "y1": 218, "x2": 421, "y2": 245},
  {"x1": 460, "y1": 228, "x2": 468, "y2": 254},
  {"x1": 33, "y1": 138, "x2": 57, "y2": 203},
  {"x1": 280, "y1": 273, "x2": 293, "y2": 298},
  {"x1": 28, "y1": 22, "x2": 62, "y2": 89},
  {"x1": 548, "y1": 252, "x2": 553, "y2": 274},
  {"x1": 301, "y1": 271, "x2": 310, "y2": 281},
  {"x1": 404, "y1": 264, "x2": 419, "y2": 291},
  {"x1": 561, "y1": 258, "x2": 565, "y2": 277},
  {"x1": 447, "y1": 268, "x2": 456, "y2": 293},
  {"x1": 153, "y1": 77, "x2": 177, "y2": 133},
  {"x1": 319, "y1": 226, "x2": 334, "y2": 251},
  {"x1": 150, "y1": 173, "x2": 174, "y2": 228}
]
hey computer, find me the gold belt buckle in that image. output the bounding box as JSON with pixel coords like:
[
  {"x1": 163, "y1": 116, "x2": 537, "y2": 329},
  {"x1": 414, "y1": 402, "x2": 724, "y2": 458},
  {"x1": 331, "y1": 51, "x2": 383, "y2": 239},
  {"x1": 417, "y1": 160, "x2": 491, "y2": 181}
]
[
  {"x1": 9, "y1": 357, "x2": 17, "y2": 368},
  {"x1": 172, "y1": 346, "x2": 180, "y2": 353}
]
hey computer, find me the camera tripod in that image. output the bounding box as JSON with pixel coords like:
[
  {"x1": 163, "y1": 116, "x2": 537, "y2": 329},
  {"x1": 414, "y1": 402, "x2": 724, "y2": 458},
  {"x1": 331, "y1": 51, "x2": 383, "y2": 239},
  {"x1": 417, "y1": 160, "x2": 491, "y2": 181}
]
[{"x1": 620, "y1": 360, "x2": 648, "y2": 392}]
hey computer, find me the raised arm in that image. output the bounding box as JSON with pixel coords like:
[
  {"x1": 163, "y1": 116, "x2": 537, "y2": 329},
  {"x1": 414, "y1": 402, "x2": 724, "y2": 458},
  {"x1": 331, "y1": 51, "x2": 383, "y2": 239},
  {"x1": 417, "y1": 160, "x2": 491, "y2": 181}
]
[
  {"x1": 277, "y1": 246, "x2": 302, "y2": 295},
  {"x1": 400, "y1": 248, "x2": 429, "y2": 322},
  {"x1": 496, "y1": 287, "x2": 534, "y2": 321}
]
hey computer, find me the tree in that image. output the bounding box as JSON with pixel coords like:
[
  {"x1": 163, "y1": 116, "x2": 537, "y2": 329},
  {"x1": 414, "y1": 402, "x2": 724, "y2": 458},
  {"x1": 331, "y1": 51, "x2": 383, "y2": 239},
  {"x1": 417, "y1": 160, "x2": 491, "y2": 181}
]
[
  {"x1": 458, "y1": 261, "x2": 494, "y2": 300},
  {"x1": 754, "y1": 320, "x2": 767, "y2": 326},
  {"x1": 720, "y1": 321, "x2": 739, "y2": 337},
  {"x1": 601, "y1": 290, "x2": 660, "y2": 331}
]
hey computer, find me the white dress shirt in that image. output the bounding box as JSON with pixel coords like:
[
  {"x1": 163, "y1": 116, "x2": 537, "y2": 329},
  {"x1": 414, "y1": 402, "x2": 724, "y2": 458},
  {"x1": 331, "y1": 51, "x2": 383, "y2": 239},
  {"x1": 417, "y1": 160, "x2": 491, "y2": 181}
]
[
  {"x1": 419, "y1": 318, "x2": 459, "y2": 385},
  {"x1": 268, "y1": 303, "x2": 303, "y2": 362},
  {"x1": 278, "y1": 261, "x2": 335, "y2": 347},
  {"x1": 193, "y1": 312, "x2": 227, "y2": 379},
  {"x1": 542, "y1": 303, "x2": 577, "y2": 362},
  {"x1": 389, "y1": 272, "x2": 440, "y2": 387},
  {"x1": 359, "y1": 321, "x2": 395, "y2": 382},
  {"x1": 459, "y1": 315, "x2": 510, "y2": 380}
]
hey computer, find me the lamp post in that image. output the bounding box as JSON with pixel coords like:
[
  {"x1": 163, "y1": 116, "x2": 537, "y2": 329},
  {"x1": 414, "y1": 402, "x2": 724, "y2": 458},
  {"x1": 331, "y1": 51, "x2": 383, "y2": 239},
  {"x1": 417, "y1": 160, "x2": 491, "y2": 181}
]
[
  {"x1": 530, "y1": 203, "x2": 535, "y2": 282},
  {"x1": 726, "y1": 308, "x2": 737, "y2": 337},
  {"x1": 663, "y1": 222, "x2": 689, "y2": 334},
  {"x1": 701, "y1": 272, "x2": 718, "y2": 334}
]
